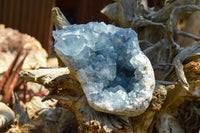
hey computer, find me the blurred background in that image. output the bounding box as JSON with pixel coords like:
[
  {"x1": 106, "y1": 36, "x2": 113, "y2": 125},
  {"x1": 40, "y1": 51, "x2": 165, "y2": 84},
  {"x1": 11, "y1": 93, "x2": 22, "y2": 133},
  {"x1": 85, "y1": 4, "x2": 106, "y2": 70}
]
[{"x1": 0, "y1": 0, "x2": 113, "y2": 54}]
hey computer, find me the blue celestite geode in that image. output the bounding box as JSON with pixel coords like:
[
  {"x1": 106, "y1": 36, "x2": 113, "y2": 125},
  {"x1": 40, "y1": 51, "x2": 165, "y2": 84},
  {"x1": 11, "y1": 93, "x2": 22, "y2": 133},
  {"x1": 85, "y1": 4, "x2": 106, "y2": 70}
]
[{"x1": 53, "y1": 22, "x2": 155, "y2": 116}]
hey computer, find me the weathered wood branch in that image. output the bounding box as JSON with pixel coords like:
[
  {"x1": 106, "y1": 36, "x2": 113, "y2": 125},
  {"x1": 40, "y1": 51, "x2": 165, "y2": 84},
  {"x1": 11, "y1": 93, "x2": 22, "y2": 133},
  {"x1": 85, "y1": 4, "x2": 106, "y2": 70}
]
[
  {"x1": 174, "y1": 59, "x2": 189, "y2": 90},
  {"x1": 19, "y1": 68, "x2": 132, "y2": 132},
  {"x1": 176, "y1": 30, "x2": 200, "y2": 41},
  {"x1": 0, "y1": 102, "x2": 15, "y2": 130},
  {"x1": 12, "y1": 92, "x2": 30, "y2": 126},
  {"x1": 164, "y1": 41, "x2": 200, "y2": 81},
  {"x1": 52, "y1": 7, "x2": 70, "y2": 30},
  {"x1": 20, "y1": 67, "x2": 82, "y2": 95},
  {"x1": 151, "y1": 0, "x2": 197, "y2": 22}
]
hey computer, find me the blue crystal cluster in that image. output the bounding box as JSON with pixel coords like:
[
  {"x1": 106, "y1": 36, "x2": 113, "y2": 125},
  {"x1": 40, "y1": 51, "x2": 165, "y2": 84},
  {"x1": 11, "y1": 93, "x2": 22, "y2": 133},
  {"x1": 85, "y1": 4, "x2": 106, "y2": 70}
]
[{"x1": 53, "y1": 22, "x2": 155, "y2": 116}]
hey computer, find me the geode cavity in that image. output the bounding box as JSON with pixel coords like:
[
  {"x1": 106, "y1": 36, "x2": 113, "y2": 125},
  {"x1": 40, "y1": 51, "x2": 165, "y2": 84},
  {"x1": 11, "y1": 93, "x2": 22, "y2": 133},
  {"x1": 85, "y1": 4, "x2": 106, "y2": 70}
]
[{"x1": 53, "y1": 22, "x2": 155, "y2": 116}]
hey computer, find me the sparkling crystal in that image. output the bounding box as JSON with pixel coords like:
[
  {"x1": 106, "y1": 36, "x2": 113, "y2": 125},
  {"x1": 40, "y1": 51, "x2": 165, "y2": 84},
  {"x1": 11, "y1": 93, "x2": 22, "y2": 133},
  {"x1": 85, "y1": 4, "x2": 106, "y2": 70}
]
[{"x1": 53, "y1": 22, "x2": 155, "y2": 116}]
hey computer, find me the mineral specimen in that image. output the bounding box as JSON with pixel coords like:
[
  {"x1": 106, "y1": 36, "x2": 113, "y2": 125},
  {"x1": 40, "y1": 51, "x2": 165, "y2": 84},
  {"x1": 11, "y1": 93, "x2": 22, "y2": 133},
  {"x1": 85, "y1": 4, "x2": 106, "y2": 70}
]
[{"x1": 53, "y1": 22, "x2": 155, "y2": 116}]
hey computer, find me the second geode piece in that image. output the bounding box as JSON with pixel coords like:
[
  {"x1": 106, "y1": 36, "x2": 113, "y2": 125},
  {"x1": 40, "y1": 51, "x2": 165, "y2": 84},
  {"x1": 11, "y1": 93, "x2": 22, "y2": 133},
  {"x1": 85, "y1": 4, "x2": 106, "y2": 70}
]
[{"x1": 53, "y1": 22, "x2": 155, "y2": 116}]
